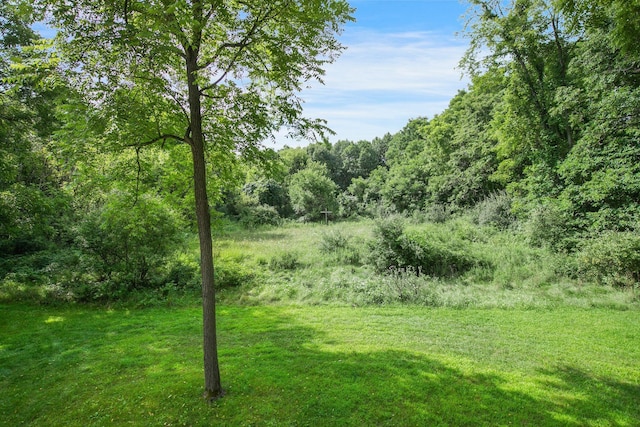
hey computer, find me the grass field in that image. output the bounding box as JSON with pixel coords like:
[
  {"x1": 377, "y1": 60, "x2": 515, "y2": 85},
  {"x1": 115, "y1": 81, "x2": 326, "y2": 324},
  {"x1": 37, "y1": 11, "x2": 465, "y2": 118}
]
[
  {"x1": 2, "y1": 220, "x2": 639, "y2": 425},
  {"x1": 2, "y1": 303, "x2": 639, "y2": 426},
  {"x1": 211, "y1": 220, "x2": 639, "y2": 309}
]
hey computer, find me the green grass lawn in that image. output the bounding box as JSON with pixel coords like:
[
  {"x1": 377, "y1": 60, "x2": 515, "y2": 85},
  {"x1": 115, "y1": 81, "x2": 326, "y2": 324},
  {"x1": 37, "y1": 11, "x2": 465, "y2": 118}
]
[{"x1": 2, "y1": 303, "x2": 639, "y2": 426}]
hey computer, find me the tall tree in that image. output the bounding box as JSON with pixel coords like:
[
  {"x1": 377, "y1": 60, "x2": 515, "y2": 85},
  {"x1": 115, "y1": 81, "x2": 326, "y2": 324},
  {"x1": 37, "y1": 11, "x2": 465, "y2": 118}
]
[
  {"x1": 42, "y1": 0, "x2": 352, "y2": 399},
  {"x1": 554, "y1": 0, "x2": 640, "y2": 233},
  {"x1": 289, "y1": 161, "x2": 338, "y2": 221},
  {"x1": 1, "y1": 1, "x2": 71, "y2": 254},
  {"x1": 462, "y1": 0, "x2": 576, "y2": 210}
]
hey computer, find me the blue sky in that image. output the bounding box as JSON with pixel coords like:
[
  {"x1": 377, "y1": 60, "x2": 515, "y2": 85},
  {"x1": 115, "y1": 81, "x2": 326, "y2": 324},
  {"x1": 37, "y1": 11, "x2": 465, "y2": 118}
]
[{"x1": 287, "y1": 0, "x2": 471, "y2": 147}]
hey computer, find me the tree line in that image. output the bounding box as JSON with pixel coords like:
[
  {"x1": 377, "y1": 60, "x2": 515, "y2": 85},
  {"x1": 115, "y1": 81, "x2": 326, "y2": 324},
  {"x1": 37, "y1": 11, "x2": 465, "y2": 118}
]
[
  {"x1": 231, "y1": 0, "x2": 640, "y2": 248},
  {"x1": 2, "y1": 0, "x2": 639, "y2": 279}
]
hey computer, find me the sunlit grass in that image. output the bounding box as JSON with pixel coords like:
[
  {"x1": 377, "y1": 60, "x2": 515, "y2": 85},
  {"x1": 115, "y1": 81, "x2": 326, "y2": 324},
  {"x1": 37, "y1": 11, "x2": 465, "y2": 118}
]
[
  {"x1": 2, "y1": 218, "x2": 637, "y2": 309},
  {"x1": 213, "y1": 219, "x2": 638, "y2": 309},
  {"x1": 1, "y1": 304, "x2": 639, "y2": 425}
]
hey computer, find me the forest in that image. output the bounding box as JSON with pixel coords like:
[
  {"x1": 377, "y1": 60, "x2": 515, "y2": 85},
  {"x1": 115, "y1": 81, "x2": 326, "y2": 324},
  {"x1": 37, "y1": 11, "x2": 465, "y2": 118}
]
[
  {"x1": 2, "y1": 0, "x2": 640, "y2": 424},
  {"x1": 2, "y1": 0, "x2": 639, "y2": 303}
]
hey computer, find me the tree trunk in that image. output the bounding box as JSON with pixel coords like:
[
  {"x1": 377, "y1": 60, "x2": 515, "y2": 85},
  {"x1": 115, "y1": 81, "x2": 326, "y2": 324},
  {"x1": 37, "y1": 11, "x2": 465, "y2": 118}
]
[{"x1": 186, "y1": 48, "x2": 223, "y2": 400}]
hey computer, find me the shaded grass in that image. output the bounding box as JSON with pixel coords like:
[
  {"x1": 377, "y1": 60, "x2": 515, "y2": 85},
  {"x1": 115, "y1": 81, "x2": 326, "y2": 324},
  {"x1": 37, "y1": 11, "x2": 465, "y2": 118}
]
[{"x1": 2, "y1": 304, "x2": 639, "y2": 426}]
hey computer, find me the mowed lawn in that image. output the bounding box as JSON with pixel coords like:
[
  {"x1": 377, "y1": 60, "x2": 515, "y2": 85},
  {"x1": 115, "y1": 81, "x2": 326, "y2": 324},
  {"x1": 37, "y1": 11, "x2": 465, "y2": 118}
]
[{"x1": 1, "y1": 304, "x2": 639, "y2": 426}]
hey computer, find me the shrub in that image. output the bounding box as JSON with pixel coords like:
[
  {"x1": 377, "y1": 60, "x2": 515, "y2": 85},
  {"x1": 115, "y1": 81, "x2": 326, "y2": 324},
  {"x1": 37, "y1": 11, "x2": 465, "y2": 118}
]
[
  {"x1": 215, "y1": 258, "x2": 255, "y2": 289},
  {"x1": 0, "y1": 184, "x2": 69, "y2": 255},
  {"x1": 404, "y1": 230, "x2": 480, "y2": 277},
  {"x1": 424, "y1": 203, "x2": 452, "y2": 224},
  {"x1": 319, "y1": 229, "x2": 363, "y2": 265},
  {"x1": 243, "y1": 179, "x2": 292, "y2": 217},
  {"x1": 337, "y1": 192, "x2": 360, "y2": 219},
  {"x1": 319, "y1": 229, "x2": 351, "y2": 253},
  {"x1": 269, "y1": 251, "x2": 301, "y2": 271},
  {"x1": 524, "y1": 201, "x2": 576, "y2": 251},
  {"x1": 384, "y1": 266, "x2": 439, "y2": 304},
  {"x1": 473, "y1": 191, "x2": 515, "y2": 229},
  {"x1": 339, "y1": 246, "x2": 363, "y2": 266},
  {"x1": 239, "y1": 204, "x2": 281, "y2": 228},
  {"x1": 75, "y1": 191, "x2": 185, "y2": 290},
  {"x1": 367, "y1": 216, "x2": 482, "y2": 277},
  {"x1": 165, "y1": 261, "x2": 200, "y2": 289},
  {"x1": 576, "y1": 231, "x2": 640, "y2": 288},
  {"x1": 366, "y1": 216, "x2": 406, "y2": 273}
]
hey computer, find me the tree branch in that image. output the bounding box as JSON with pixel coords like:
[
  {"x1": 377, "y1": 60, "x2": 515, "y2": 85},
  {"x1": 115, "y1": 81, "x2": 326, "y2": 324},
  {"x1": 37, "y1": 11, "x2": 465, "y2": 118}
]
[
  {"x1": 198, "y1": 3, "x2": 284, "y2": 91},
  {"x1": 127, "y1": 133, "x2": 187, "y2": 149},
  {"x1": 127, "y1": 0, "x2": 189, "y2": 59}
]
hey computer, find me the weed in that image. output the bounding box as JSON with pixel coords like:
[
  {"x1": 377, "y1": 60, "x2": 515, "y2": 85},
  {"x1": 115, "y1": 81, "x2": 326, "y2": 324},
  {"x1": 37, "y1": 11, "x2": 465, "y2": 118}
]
[
  {"x1": 383, "y1": 266, "x2": 439, "y2": 305},
  {"x1": 319, "y1": 229, "x2": 351, "y2": 253},
  {"x1": 269, "y1": 251, "x2": 302, "y2": 271},
  {"x1": 473, "y1": 190, "x2": 515, "y2": 229}
]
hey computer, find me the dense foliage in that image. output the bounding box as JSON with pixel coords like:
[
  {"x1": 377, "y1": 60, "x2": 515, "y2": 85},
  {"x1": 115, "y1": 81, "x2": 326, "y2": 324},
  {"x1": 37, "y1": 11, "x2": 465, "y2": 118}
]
[{"x1": 1, "y1": 0, "x2": 639, "y2": 303}]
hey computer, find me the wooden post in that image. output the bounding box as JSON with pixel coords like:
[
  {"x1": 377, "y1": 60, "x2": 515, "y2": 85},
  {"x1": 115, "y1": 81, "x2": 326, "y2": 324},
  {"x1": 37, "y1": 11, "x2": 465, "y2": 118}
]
[{"x1": 320, "y1": 209, "x2": 332, "y2": 225}]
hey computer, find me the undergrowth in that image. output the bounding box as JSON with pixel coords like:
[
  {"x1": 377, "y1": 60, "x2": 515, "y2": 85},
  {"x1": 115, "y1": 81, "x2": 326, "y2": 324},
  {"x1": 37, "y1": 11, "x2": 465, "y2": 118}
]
[{"x1": 1, "y1": 218, "x2": 638, "y2": 309}]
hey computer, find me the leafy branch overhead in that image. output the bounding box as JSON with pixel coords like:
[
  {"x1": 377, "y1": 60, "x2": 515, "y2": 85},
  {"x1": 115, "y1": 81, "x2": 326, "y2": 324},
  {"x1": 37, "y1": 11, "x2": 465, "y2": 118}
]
[{"x1": 47, "y1": 0, "x2": 353, "y2": 150}]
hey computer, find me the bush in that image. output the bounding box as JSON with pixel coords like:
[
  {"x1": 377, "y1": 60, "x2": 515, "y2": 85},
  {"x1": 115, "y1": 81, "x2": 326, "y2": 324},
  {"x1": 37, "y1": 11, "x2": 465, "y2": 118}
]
[
  {"x1": 75, "y1": 191, "x2": 185, "y2": 290},
  {"x1": 473, "y1": 191, "x2": 515, "y2": 229},
  {"x1": 366, "y1": 216, "x2": 406, "y2": 272},
  {"x1": 0, "y1": 184, "x2": 69, "y2": 256},
  {"x1": 243, "y1": 179, "x2": 292, "y2": 217},
  {"x1": 215, "y1": 257, "x2": 255, "y2": 289},
  {"x1": 239, "y1": 204, "x2": 281, "y2": 228},
  {"x1": 367, "y1": 216, "x2": 482, "y2": 277},
  {"x1": 404, "y1": 230, "x2": 480, "y2": 277},
  {"x1": 383, "y1": 266, "x2": 439, "y2": 304},
  {"x1": 524, "y1": 201, "x2": 576, "y2": 251},
  {"x1": 576, "y1": 232, "x2": 640, "y2": 288},
  {"x1": 269, "y1": 251, "x2": 302, "y2": 271},
  {"x1": 319, "y1": 229, "x2": 351, "y2": 253},
  {"x1": 0, "y1": 249, "x2": 97, "y2": 303},
  {"x1": 165, "y1": 260, "x2": 200, "y2": 289},
  {"x1": 319, "y1": 229, "x2": 363, "y2": 265},
  {"x1": 424, "y1": 203, "x2": 452, "y2": 224},
  {"x1": 337, "y1": 192, "x2": 360, "y2": 219}
]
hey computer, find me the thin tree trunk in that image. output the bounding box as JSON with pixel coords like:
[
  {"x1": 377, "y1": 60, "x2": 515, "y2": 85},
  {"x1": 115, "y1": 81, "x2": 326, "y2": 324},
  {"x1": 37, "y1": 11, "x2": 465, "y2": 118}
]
[{"x1": 186, "y1": 48, "x2": 223, "y2": 400}]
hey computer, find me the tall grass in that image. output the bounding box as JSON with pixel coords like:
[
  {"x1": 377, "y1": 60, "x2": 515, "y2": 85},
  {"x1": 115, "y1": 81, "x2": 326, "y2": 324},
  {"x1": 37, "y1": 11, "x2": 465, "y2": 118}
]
[
  {"x1": 211, "y1": 218, "x2": 638, "y2": 309},
  {"x1": 2, "y1": 217, "x2": 638, "y2": 309}
]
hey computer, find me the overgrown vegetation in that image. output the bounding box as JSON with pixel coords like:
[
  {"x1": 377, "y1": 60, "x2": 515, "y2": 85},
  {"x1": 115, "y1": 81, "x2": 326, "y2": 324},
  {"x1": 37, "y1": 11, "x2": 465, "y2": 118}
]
[
  {"x1": 3, "y1": 217, "x2": 639, "y2": 309},
  {"x1": 367, "y1": 216, "x2": 486, "y2": 277},
  {"x1": 2, "y1": 0, "x2": 640, "y2": 303}
]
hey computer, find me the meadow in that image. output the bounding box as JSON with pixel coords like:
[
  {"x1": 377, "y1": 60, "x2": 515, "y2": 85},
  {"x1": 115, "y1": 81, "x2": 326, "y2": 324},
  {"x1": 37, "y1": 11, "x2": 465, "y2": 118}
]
[
  {"x1": 210, "y1": 219, "x2": 638, "y2": 310},
  {"x1": 2, "y1": 219, "x2": 640, "y2": 425}
]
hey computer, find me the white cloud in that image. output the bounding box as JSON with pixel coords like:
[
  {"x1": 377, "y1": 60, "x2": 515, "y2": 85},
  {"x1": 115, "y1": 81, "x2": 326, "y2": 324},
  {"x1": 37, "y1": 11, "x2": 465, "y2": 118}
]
[{"x1": 276, "y1": 29, "x2": 470, "y2": 148}]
